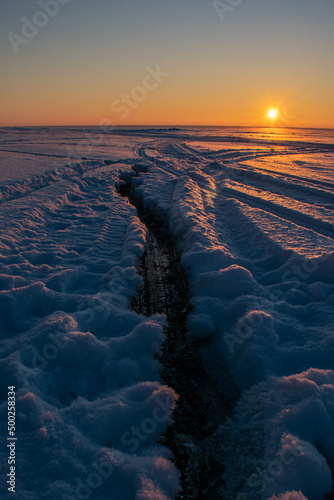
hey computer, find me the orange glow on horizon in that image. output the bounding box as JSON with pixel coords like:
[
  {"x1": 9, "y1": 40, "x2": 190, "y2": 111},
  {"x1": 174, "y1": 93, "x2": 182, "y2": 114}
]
[{"x1": 0, "y1": 77, "x2": 333, "y2": 129}]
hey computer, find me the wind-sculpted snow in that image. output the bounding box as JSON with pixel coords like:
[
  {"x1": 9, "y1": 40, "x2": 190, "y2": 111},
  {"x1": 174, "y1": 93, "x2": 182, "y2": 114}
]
[
  {"x1": 1, "y1": 126, "x2": 334, "y2": 499},
  {"x1": 125, "y1": 128, "x2": 334, "y2": 499},
  {"x1": 0, "y1": 157, "x2": 179, "y2": 499}
]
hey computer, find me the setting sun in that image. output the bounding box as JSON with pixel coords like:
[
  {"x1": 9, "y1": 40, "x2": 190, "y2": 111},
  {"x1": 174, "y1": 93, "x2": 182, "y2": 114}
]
[{"x1": 268, "y1": 109, "x2": 278, "y2": 118}]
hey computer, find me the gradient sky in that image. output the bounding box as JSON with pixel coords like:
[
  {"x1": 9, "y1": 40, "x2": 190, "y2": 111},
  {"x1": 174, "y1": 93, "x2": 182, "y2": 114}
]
[{"x1": 1, "y1": 0, "x2": 333, "y2": 128}]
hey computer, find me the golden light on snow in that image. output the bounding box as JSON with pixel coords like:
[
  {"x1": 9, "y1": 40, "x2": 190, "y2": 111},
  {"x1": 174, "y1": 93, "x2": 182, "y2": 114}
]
[{"x1": 268, "y1": 109, "x2": 278, "y2": 119}]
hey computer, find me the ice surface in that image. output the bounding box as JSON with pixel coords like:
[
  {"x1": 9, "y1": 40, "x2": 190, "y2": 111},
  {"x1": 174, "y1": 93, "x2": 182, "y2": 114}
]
[{"x1": 1, "y1": 126, "x2": 334, "y2": 499}]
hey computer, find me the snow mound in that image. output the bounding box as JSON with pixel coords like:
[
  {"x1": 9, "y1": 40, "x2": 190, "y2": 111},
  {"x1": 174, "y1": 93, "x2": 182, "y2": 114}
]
[
  {"x1": 128, "y1": 140, "x2": 334, "y2": 499},
  {"x1": 0, "y1": 162, "x2": 180, "y2": 499}
]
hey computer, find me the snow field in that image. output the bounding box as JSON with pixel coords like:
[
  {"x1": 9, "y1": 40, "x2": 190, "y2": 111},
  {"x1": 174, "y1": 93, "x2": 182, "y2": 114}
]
[
  {"x1": 0, "y1": 159, "x2": 180, "y2": 499},
  {"x1": 129, "y1": 135, "x2": 334, "y2": 499},
  {"x1": 1, "y1": 126, "x2": 334, "y2": 499}
]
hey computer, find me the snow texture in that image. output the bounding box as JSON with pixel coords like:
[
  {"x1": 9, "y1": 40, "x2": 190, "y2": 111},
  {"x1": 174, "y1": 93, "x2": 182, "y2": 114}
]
[{"x1": 1, "y1": 126, "x2": 334, "y2": 499}]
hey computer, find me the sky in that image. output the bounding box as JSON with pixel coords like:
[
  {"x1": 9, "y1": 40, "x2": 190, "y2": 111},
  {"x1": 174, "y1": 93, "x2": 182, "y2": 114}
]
[{"x1": 1, "y1": 0, "x2": 333, "y2": 128}]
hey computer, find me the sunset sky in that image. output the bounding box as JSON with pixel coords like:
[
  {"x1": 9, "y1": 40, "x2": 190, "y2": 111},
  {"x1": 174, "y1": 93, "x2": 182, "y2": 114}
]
[{"x1": 1, "y1": 0, "x2": 333, "y2": 128}]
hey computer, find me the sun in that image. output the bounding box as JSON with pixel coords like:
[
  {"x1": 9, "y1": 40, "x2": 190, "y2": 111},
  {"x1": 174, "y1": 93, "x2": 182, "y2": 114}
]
[{"x1": 268, "y1": 109, "x2": 278, "y2": 119}]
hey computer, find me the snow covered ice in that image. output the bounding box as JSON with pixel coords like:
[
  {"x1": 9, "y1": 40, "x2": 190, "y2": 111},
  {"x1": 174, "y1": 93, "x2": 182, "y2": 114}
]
[{"x1": 1, "y1": 125, "x2": 334, "y2": 499}]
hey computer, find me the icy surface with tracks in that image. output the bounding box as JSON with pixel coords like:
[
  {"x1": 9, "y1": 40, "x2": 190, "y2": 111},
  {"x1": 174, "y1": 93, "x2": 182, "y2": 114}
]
[{"x1": 0, "y1": 126, "x2": 334, "y2": 500}]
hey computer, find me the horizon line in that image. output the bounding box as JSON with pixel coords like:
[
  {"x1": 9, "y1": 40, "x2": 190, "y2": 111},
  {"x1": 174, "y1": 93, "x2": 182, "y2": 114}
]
[{"x1": 1, "y1": 124, "x2": 334, "y2": 131}]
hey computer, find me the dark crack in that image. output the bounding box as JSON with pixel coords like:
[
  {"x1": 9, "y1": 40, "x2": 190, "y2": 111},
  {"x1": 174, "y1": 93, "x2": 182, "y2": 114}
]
[{"x1": 116, "y1": 165, "x2": 238, "y2": 499}]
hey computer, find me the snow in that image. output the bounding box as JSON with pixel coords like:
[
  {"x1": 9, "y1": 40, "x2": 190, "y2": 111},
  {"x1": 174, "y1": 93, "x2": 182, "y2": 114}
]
[
  {"x1": 120, "y1": 126, "x2": 334, "y2": 499},
  {"x1": 0, "y1": 137, "x2": 179, "y2": 499},
  {"x1": 219, "y1": 369, "x2": 334, "y2": 499},
  {"x1": 268, "y1": 493, "x2": 308, "y2": 500},
  {"x1": 1, "y1": 125, "x2": 334, "y2": 499}
]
